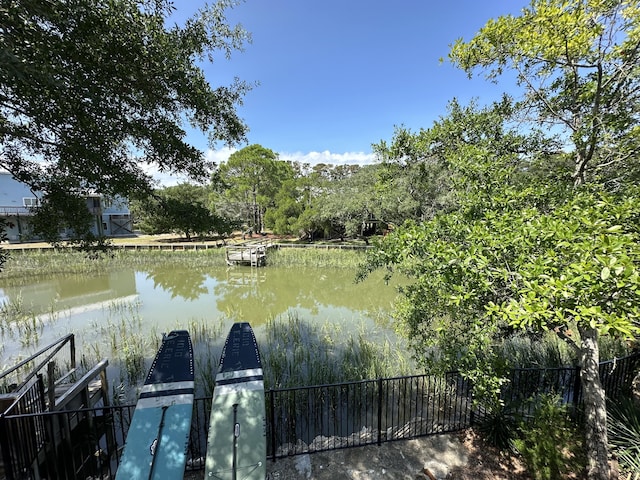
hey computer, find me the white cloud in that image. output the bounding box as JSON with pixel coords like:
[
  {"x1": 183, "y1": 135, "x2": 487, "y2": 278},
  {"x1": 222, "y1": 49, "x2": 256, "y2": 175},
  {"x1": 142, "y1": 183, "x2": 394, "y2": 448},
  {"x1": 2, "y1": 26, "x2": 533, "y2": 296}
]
[
  {"x1": 205, "y1": 146, "x2": 237, "y2": 165},
  {"x1": 277, "y1": 150, "x2": 376, "y2": 166},
  {"x1": 207, "y1": 148, "x2": 376, "y2": 167},
  {"x1": 150, "y1": 148, "x2": 376, "y2": 186}
]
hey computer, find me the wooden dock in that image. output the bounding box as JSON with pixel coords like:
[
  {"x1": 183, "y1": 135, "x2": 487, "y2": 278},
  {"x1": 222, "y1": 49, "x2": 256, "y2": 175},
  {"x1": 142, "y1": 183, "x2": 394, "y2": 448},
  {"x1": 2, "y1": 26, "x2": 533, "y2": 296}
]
[
  {"x1": 225, "y1": 241, "x2": 273, "y2": 267},
  {"x1": 0, "y1": 335, "x2": 112, "y2": 479}
]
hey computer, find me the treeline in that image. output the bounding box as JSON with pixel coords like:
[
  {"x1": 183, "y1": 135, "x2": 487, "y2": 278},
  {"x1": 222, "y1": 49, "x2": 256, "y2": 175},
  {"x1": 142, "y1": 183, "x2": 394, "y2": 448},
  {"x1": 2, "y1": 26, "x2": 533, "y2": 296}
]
[{"x1": 131, "y1": 142, "x2": 435, "y2": 242}]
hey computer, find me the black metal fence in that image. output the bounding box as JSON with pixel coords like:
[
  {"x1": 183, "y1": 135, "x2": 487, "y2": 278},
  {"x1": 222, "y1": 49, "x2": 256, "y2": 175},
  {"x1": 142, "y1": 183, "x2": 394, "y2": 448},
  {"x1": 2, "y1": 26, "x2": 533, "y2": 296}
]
[
  {"x1": 1, "y1": 352, "x2": 638, "y2": 479},
  {"x1": 500, "y1": 352, "x2": 640, "y2": 419},
  {"x1": 267, "y1": 371, "x2": 472, "y2": 457}
]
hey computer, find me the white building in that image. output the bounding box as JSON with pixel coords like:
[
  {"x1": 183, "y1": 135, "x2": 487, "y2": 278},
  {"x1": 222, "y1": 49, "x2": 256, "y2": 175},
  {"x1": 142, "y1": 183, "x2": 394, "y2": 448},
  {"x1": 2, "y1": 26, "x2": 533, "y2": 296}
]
[{"x1": 0, "y1": 172, "x2": 132, "y2": 242}]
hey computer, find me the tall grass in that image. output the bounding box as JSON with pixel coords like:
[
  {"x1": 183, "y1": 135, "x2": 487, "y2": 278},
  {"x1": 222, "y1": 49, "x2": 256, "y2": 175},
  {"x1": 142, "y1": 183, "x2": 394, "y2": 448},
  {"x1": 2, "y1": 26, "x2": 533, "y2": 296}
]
[
  {"x1": 496, "y1": 330, "x2": 631, "y2": 368},
  {"x1": 261, "y1": 313, "x2": 415, "y2": 390},
  {"x1": 112, "y1": 249, "x2": 227, "y2": 269},
  {"x1": 268, "y1": 247, "x2": 366, "y2": 269},
  {"x1": 0, "y1": 292, "x2": 54, "y2": 347},
  {"x1": 186, "y1": 315, "x2": 227, "y2": 397},
  {"x1": 0, "y1": 250, "x2": 110, "y2": 280},
  {"x1": 0, "y1": 246, "x2": 366, "y2": 281},
  {"x1": 608, "y1": 396, "x2": 640, "y2": 479},
  {"x1": 91, "y1": 299, "x2": 149, "y2": 386},
  {"x1": 0, "y1": 249, "x2": 228, "y2": 281}
]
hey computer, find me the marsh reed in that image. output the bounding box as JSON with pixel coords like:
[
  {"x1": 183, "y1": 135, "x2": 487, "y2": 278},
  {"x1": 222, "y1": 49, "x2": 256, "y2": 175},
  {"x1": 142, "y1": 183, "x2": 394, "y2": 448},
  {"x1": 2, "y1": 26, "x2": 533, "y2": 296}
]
[
  {"x1": 261, "y1": 313, "x2": 415, "y2": 390},
  {"x1": 0, "y1": 249, "x2": 228, "y2": 281},
  {"x1": 0, "y1": 292, "x2": 59, "y2": 348},
  {"x1": 268, "y1": 247, "x2": 366, "y2": 269}
]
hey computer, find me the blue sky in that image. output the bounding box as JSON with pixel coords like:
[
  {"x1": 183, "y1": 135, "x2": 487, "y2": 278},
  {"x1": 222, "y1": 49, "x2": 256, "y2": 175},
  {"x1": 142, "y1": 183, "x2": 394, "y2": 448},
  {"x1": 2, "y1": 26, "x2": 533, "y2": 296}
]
[{"x1": 169, "y1": 1, "x2": 529, "y2": 178}]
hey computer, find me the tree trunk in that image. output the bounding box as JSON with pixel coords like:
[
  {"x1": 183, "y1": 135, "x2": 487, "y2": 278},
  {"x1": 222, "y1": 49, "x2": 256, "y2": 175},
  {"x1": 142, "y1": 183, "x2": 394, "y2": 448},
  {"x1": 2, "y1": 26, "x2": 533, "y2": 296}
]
[{"x1": 579, "y1": 327, "x2": 610, "y2": 480}]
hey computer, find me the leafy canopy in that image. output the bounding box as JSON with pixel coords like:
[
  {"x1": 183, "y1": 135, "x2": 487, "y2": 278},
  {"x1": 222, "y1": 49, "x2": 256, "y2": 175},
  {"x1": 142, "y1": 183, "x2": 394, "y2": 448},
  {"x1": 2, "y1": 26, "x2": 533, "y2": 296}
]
[
  {"x1": 359, "y1": 99, "x2": 640, "y2": 396},
  {"x1": 213, "y1": 144, "x2": 294, "y2": 233},
  {"x1": 449, "y1": 0, "x2": 640, "y2": 186},
  {"x1": 132, "y1": 183, "x2": 234, "y2": 240},
  {"x1": 1, "y1": 0, "x2": 251, "y2": 240}
]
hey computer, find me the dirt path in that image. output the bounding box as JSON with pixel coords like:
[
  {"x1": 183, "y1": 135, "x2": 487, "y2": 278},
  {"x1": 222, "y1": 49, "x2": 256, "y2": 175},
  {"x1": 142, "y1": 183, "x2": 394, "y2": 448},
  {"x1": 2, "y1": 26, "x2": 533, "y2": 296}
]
[{"x1": 185, "y1": 430, "x2": 532, "y2": 480}]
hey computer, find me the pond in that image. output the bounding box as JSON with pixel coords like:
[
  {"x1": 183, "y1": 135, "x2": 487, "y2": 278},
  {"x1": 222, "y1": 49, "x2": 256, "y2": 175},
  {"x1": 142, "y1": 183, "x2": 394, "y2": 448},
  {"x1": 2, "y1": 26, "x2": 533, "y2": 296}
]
[{"x1": 0, "y1": 258, "x2": 409, "y2": 399}]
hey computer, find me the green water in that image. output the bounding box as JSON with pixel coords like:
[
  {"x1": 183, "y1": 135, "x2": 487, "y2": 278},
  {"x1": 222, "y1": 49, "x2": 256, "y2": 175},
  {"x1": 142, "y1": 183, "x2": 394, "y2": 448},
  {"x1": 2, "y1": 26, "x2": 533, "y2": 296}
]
[{"x1": 0, "y1": 262, "x2": 405, "y2": 396}]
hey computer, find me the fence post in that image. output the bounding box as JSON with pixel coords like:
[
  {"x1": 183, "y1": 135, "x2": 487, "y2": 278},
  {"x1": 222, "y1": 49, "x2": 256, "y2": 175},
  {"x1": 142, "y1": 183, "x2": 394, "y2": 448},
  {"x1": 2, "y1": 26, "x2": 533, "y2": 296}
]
[
  {"x1": 0, "y1": 413, "x2": 15, "y2": 480},
  {"x1": 573, "y1": 365, "x2": 582, "y2": 409},
  {"x1": 70, "y1": 333, "x2": 76, "y2": 370},
  {"x1": 269, "y1": 389, "x2": 276, "y2": 461},
  {"x1": 377, "y1": 378, "x2": 383, "y2": 446}
]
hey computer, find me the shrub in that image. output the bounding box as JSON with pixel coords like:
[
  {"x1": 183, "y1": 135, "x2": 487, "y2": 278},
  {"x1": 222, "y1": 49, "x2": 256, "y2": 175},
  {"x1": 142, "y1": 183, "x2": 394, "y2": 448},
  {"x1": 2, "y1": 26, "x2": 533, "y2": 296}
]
[
  {"x1": 512, "y1": 394, "x2": 583, "y2": 480},
  {"x1": 608, "y1": 396, "x2": 640, "y2": 479},
  {"x1": 476, "y1": 400, "x2": 519, "y2": 450}
]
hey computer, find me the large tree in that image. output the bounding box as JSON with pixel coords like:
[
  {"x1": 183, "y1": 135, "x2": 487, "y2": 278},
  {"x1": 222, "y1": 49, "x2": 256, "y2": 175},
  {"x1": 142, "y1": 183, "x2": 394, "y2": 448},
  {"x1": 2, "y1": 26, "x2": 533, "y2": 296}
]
[
  {"x1": 372, "y1": 97, "x2": 558, "y2": 223},
  {"x1": 447, "y1": 1, "x2": 640, "y2": 477},
  {"x1": 449, "y1": 0, "x2": 640, "y2": 189},
  {"x1": 1, "y1": 0, "x2": 251, "y2": 246},
  {"x1": 362, "y1": 0, "x2": 640, "y2": 480},
  {"x1": 363, "y1": 107, "x2": 640, "y2": 479},
  {"x1": 132, "y1": 183, "x2": 234, "y2": 240},
  {"x1": 372, "y1": 126, "x2": 454, "y2": 223},
  {"x1": 213, "y1": 144, "x2": 294, "y2": 234},
  {"x1": 311, "y1": 164, "x2": 381, "y2": 241}
]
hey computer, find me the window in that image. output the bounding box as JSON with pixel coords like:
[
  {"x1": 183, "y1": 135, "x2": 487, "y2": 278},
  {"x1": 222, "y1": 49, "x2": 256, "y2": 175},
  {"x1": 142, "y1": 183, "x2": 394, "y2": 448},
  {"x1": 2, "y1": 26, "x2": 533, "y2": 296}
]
[{"x1": 23, "y1": 197, "x2": 39, "y2": 207}]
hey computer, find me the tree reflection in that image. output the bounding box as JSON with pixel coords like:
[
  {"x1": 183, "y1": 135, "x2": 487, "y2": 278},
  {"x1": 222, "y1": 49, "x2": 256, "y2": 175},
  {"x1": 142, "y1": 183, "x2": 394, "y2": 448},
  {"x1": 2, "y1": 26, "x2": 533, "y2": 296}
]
[
  {"x1": 143, "y1": 266, "x2": 210, "y2": 300},
  {"x1": 213, "y1": 267, "x2": 399, "y2": 324}
]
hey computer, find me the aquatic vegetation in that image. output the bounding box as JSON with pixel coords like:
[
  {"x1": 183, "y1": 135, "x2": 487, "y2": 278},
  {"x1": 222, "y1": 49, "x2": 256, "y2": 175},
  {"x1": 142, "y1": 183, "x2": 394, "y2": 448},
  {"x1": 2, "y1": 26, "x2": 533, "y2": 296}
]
[
  {"x1": 0, "y1": 292, "x2": 46, "y2": 347},
  {"x1": 95, "y1": 300, "x2": 149, "y2": 387},
  {"x1": 261, "y1": 313, "x2": 416, "y2": 390},
  {"x1": 268, "y1": 247, "x2": 366, "y2": 269},
  {"x1": 496, "y1": 330, "x2": 631, "y2": 369},
  {"x1": 0, "y1": 249, "x2": 228, "y2": 281},
  {"x1": 185, "y1": 316, "x2": 225, "y2": 344},
  {"x1": 195, "y1": 348, "x2": 219, "y2": 398},
  {"x1": 0, "y1": 246, "x2": 366, "y2": 282}
]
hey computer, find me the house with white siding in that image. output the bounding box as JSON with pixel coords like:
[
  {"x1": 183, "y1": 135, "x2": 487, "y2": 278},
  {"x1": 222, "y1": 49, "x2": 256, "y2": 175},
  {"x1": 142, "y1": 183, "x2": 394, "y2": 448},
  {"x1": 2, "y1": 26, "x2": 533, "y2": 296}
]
[{"x1": 0, "y1": 172, "x2": 132, "y2": 242}]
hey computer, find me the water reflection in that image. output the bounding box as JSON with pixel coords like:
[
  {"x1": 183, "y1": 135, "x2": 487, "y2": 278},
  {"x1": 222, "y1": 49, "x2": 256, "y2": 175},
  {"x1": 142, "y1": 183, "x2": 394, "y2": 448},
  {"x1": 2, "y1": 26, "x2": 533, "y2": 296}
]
[
  {"x1": 0, "y1": 265, "x2": 400, "y2": 363},
  {"x1": 143, "y1": 265, "x2": 209, "y2": 300},
  {"x1": 0, "y1": 270, "x2": 137, "y2": 315},
  {"x1": 211, "y1": 267, "x2": 396, "y2": 324}
]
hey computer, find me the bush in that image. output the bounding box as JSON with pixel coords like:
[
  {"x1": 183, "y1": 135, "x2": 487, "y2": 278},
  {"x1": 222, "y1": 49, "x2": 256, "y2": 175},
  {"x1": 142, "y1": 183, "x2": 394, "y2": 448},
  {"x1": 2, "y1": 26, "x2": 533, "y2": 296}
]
[
  {"x1": 476, "y1": 400, "x2": 519, "y2": 450},
  {"x1": 608, "y1": 396, "x2": 640, "y2": 479},
  {"x1": 512, "y1": 394, "x2": 583, "y2": 480}
]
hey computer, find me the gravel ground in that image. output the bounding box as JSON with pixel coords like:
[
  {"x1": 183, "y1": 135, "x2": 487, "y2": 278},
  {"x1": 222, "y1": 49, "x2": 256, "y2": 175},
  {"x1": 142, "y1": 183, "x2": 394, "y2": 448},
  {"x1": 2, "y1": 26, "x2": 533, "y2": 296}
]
[{"x1": 185, "y1": 430, "x2": 533, "y2": 480}]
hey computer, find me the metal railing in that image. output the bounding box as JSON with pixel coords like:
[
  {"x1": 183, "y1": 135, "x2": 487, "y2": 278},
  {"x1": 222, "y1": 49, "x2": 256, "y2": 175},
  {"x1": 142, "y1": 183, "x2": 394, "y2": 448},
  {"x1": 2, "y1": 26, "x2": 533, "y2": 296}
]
[
  {"x1": 500, "y1": 352, "x2": 640, "y2": 419},
  {"x1": 0, "y1": 207, "x2": 33, "y2": 216},
  {"x1": 267, "y1": 372, "x2": 472, "y2": 457},
  {"x1": 0, "y1": 352, "x2": 638, "y2": 479},
  {"x1": 0, "y1": 376, "x2": 48, "y2": 479},
  {"x1": 0, "y1": 334, "x2": 76, "y2": 403}
]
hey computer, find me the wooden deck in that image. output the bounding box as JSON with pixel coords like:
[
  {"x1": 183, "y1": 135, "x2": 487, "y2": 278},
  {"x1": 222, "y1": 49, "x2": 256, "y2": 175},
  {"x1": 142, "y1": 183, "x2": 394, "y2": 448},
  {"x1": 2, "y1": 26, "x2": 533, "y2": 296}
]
[
  {"x1": 0, "y1": 335, "x2": 111, "y2": 479},
  {"x1": 225, "y1": 241, "x2": 274, "y2": 267}
]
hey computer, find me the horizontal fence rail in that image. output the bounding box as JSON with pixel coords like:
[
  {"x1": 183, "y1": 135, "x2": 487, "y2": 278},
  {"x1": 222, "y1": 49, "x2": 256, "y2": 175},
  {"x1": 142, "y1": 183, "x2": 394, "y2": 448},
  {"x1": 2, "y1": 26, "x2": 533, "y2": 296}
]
[{"x1": 0, "y1": 352, "x2": 638, "y2": 479}]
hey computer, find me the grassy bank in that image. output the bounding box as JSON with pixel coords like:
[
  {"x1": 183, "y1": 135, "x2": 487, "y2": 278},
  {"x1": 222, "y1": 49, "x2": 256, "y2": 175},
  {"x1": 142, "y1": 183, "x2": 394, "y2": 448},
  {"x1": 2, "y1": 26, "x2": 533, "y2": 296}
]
[
  {"x1": 268, "y1": 247, "x2": 367, "y2": 269},
  {"x1": 0, "y1": 245, "x2": 368, "y2": 281}
]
